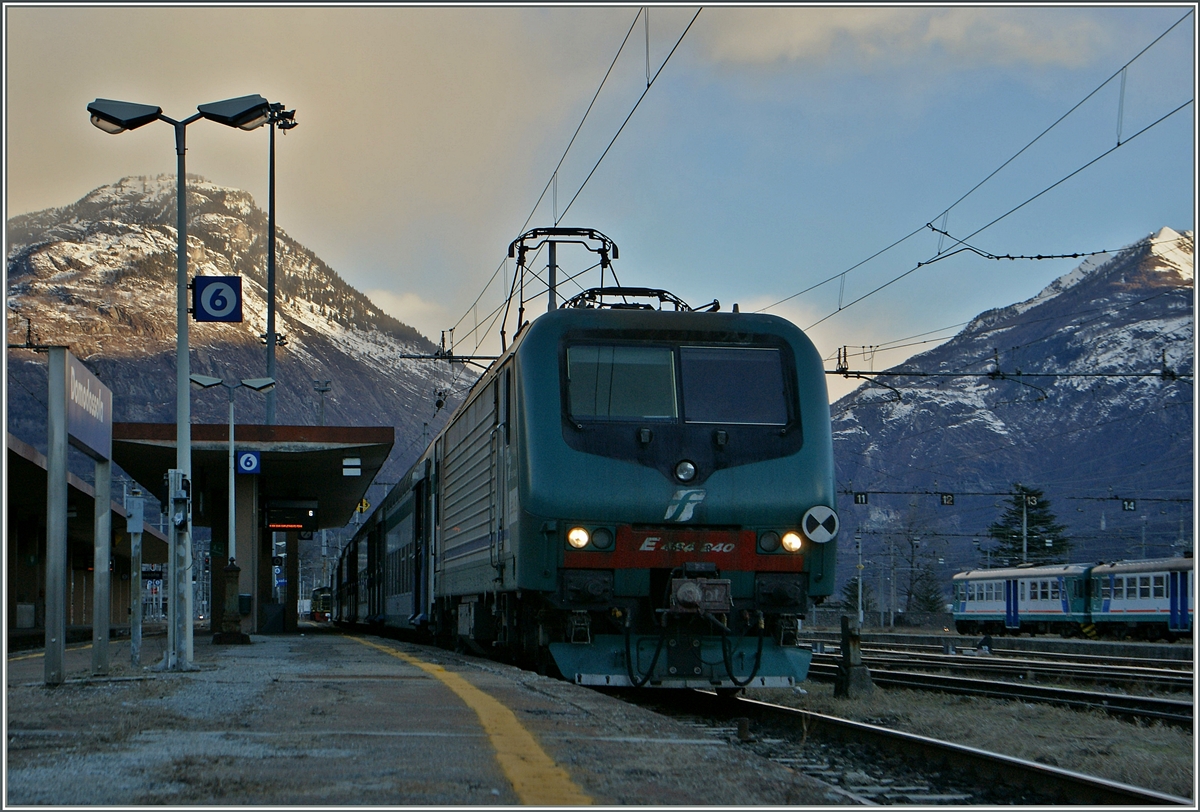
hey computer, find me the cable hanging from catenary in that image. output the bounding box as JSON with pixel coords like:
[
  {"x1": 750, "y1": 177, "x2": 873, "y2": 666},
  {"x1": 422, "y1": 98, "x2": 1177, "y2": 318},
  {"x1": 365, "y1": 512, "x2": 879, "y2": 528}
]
[
  {"x1": 919, "y1": 224, "x2": 1119, "y2": 265},
  {"x1": 557, "y1": 7, "x2": 702, "y2": 224},
  {"x1": 805, "y1": 98, "x2": 1193, "y2": 331},
  {"x1": 446, "y1": 7, "x2": 675, "y2": 350},
  {"x1": 759, "y1": 8, "x2": 1194, "y2": 315}
]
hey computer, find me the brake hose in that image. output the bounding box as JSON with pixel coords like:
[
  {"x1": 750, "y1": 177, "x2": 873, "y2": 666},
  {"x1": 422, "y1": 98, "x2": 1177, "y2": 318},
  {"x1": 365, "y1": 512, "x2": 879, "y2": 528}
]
[
  {"x1": 624, "y1": 618, "x2": 667, "y2": 688},
  {"x1": 721, "y1": 611, "x2": 765, "y2": 687}
]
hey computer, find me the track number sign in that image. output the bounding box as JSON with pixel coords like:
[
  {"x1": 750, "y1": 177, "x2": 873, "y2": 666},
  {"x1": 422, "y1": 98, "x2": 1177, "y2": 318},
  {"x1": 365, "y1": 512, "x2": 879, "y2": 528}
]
[
  {"x1": 193, "y1": 276, "x2": 243, "y2": 322},
  {"x1": 237, "y1": 451, "x2": 261, "y2": 474}
]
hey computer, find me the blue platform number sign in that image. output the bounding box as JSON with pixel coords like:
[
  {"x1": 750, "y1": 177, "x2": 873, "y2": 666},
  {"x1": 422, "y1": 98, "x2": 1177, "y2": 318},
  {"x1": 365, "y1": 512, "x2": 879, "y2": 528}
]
[
  {"x1": 193, "y1": 276, "x2": 243, "y2": 322},
  {"x1": 237, "y1": 450, "x2": 261, "y2": 475}
]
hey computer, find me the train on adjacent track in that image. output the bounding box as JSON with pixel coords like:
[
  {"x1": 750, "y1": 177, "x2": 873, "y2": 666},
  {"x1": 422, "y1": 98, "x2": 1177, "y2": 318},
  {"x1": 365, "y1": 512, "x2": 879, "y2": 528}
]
[
  {"x1": 951, "y1": 556, "x2": 1193, "y2": 640},
  {"x1": 334, "y1": 227, "x2": 839, "y2": 689}
]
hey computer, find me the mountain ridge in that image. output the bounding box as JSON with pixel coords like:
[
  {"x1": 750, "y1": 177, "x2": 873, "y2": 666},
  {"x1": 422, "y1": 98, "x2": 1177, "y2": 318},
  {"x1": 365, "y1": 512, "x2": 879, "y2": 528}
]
[
  {"x1": 829, "y1": 227, "x2": 1193, "y2": 593},
  {"x1": 6, "y1": 175, "x2": 464, "y2": 490}
]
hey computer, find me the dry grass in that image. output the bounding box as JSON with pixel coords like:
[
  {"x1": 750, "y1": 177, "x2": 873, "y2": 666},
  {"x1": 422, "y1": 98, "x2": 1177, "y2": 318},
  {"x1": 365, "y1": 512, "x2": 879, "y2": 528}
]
[{"x1": 746, "y1": 683, "x2": 1195, "y2": 800}]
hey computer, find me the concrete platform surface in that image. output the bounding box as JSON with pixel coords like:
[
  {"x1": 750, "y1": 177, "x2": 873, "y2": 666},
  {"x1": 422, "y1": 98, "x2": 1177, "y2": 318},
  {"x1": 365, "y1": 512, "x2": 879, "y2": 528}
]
[{"x1": 6, "y1": 624, "x2": 848, "y2": 806}]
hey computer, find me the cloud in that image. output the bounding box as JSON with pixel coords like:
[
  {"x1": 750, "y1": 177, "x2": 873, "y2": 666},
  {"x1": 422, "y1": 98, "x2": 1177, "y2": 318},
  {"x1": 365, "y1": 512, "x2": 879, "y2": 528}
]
[
  {"x1": 366, "y1": 289, "x2": 450, "y2": 344},
  {"x1": 697, "y1": 7, "x2": 1110, "y2": 72}
]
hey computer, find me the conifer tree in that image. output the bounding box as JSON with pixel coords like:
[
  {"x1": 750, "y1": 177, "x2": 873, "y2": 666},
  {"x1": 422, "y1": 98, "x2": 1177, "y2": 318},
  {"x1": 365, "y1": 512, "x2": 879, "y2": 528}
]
[
  {"x1": 987, "y1": 484, "x2": 1072, "y2": 565},
  {"x1": 841, "y1": 576, "x2": 877, "y2": 614}
]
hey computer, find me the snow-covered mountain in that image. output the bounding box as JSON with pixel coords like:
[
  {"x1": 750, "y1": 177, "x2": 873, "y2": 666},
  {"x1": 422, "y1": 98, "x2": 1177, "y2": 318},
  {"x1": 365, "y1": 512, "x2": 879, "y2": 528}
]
[
  {"x1": 6, "y1": 175, "x2": 465, "y2": 486},
  {"x1": 831, "y1": 227, "x2": 1194, "y2": 587}
]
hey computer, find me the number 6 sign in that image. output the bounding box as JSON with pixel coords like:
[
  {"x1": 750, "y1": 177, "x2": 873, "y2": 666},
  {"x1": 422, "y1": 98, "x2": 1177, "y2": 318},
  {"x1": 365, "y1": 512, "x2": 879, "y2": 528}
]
[
  {"x1": 193, "y1": 276, "x2": 243, "y2": 322},
  {"x1": 237, "y1": 451, "x2": 261, "y2": 474}
]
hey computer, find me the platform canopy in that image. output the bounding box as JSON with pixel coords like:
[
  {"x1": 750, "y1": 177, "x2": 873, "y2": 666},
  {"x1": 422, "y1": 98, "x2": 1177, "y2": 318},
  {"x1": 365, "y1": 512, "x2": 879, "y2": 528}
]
[
  {"x1": 6, "y1": 432, "x2": 169, "y2": 562},
  {"x1": 111, "y1": 424, "x2": 394, "y2": 530}
]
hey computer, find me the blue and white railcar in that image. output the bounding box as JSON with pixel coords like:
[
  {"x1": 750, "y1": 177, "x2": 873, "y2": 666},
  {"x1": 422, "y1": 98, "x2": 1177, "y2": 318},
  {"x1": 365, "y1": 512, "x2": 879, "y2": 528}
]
[
  {"x1": 952, "y1": 564, "x2": 1090, "y2": 636},
  {"x1": 1089, "y1": 557, "x2": 1193, "y2": 640}
]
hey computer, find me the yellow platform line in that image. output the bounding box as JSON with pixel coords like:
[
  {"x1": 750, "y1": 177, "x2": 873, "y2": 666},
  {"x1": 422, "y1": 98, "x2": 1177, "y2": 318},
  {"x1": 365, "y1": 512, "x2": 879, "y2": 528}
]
[
  {"x1": 8, "y1": 642, "x2": 93, "y2": 662},
  {"x1": 353, "y1": 636, "x2": 592, "y2": 806}
]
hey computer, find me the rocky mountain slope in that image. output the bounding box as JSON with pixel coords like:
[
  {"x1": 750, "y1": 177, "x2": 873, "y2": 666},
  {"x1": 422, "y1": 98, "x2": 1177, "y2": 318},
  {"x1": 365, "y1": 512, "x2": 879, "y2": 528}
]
[
  {"x1": 830, "y1": 227, "x2": 1194, "y2": 592},
  {"x1": 6, "y1": 175, "x2": 465, "y2": 491}
]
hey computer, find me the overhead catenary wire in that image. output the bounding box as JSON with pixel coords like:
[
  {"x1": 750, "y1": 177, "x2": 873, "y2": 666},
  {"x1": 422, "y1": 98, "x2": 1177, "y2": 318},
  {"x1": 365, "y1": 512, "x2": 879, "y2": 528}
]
[
  {"x1": 758, "y1": 8, "x2": 1194, "y2": 317},
  {"x1": 557, "y1": 7, "x2": 703, "y2": 223},
  {"x1": 836, "y1": 279, "x2": 1192, "y2": 381},
  {"x1": 446, "y1": 9, "x2": 696, "y2": 356},
  {"x1": 806, "y1": 99, "x2": 1192, "y2": 333}
]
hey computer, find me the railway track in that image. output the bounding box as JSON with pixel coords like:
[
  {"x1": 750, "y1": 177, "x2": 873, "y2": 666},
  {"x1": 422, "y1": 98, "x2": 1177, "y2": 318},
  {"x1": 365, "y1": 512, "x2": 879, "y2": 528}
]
[
  {"x1": 634, "y1": 690, "x2": 1192, "y2": 806},
  {"x1": 807, "y1": 646, "x2": 1194, "y2": 693},
  {"x1": 806, "y1": 662, "x2": 1193, "y2": 727}
]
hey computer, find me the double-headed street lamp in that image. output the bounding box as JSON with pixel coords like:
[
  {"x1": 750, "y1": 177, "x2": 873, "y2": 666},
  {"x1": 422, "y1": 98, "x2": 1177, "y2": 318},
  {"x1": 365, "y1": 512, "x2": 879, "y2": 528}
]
[
  {"x1": 189, "y1": 375, "x2": 275, "y2": 565},
  {"x1": 88, "y1": 94, "x2": 271, "y2": 668},
  {"x1": 190, "y1": 375, "x2": 273, "y2": 640}
]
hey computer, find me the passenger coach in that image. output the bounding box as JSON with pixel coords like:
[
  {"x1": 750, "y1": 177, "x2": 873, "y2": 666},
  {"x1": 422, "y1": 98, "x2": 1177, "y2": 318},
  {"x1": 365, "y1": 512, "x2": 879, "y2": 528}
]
[
  {"x1": 952, "y1": 564, "x2": 1090, "y2": 637},
  {"x1": 952, "y1": 556, "x2": 1193, "y2": 640},
  {"x1": 1089, "y1": 557, "x2": 1192, "y2": 640}
]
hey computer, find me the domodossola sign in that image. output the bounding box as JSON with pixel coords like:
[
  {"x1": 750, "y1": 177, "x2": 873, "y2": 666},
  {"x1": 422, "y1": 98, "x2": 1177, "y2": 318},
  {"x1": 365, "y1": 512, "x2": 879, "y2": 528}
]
[{"x1": 67, "y1": 352, "x2": 112, "y2": 461}]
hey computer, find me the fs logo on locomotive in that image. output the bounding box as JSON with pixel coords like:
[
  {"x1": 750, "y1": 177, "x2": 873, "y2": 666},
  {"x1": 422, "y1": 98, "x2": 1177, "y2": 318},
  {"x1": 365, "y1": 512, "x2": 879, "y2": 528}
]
[{"x1": 664, "y1": 488, "x2": 706, "y2": 522}]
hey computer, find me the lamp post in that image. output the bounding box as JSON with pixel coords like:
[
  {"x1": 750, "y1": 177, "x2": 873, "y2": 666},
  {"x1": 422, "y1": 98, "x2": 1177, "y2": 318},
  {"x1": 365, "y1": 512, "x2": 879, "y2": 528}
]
[
  {"x1": 190, "y1": 375, "x2": 274, "y2": 639},
  {"x1": 265, "y1": 103, "x2": 298, "y2": 425},
  {"x1": 855, "y1": 532, "x2": 864, "y2": 627},
  {"x1": 313, "y1": 380, "x2": 331, "y2": 426},
  {"x1": 88, "y1": 94, "x2": 271, "y2": 668}
]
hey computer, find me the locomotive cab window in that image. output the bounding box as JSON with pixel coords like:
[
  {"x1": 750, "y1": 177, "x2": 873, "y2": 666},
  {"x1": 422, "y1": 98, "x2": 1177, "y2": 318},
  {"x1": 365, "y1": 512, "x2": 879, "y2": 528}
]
[
  {"x1": 566, "y1": 343, "x2": 791, "y2": 425},
  {"x1": 680, "y1": 346, "x2": 787, "y2": 425},
  {"x1": 567, "y1": 345, "x2": 678, "y2": 419}
]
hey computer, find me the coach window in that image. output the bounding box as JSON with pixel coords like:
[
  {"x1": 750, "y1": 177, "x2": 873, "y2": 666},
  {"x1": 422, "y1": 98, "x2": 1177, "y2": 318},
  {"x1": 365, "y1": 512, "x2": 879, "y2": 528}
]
[
  {"x1": 1139, "y1": 576, "x2": 1151, "y2": 599},
  {"x1": 1099, "y1": 578, "x2": 1110, "y2": 600},
  {"x1": 1050, "y1": 580, "x2": 1060, "y2": 601},
  {"x1": 680, "y1": 346, "x2": 788, "y2": 425},
  {"x1": 568, "y1": 345, "x2": 678, "y2": 420},
  {"x1": 1153, "y1": 575, "x2": 1165, "y2": 598},
  {"x1": 1019, "y1": 581, "x2": 1025, "y2": 601}
]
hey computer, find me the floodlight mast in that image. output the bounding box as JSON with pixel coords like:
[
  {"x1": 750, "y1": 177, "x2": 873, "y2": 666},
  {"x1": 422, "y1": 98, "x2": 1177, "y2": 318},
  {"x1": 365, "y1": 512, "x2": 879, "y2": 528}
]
[{"x1": 87, "y1": 94, "x2": 270, "y2": 668}]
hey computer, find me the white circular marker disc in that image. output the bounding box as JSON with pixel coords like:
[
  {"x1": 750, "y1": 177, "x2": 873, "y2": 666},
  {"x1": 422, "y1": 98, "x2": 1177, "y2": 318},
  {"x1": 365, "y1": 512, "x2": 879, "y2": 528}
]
[{"x1": 801, "y1": 505, "x2": 839, "y2": 544}]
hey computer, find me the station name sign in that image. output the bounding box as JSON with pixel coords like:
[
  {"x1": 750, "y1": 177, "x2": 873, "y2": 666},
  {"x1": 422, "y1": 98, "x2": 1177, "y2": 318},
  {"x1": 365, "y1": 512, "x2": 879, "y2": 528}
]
[{"x1": 67, "y1": 352, "x2": 112, "y2": 461}]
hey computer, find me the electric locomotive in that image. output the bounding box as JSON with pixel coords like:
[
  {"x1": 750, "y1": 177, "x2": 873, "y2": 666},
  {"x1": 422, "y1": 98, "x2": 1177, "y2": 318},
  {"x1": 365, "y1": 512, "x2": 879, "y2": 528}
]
[{"x1": 335, "y1": 234, "x2": 838, "y2": 689}]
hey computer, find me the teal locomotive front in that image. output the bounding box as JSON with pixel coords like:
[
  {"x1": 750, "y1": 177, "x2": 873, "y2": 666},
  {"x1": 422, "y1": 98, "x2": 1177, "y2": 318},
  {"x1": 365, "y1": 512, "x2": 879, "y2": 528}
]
[
  {"x1": 481, "y1": 306, "x2": 838, "y2": 688},
  {"x1": 339, "y1": 294, "x2": 839, "y2": 690}
]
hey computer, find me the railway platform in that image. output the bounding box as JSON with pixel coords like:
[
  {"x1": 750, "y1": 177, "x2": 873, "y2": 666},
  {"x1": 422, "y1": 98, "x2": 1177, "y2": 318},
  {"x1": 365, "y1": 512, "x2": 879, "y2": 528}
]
[{"x1": 6, "y1": 623, "x2": 846, "y2": 806}]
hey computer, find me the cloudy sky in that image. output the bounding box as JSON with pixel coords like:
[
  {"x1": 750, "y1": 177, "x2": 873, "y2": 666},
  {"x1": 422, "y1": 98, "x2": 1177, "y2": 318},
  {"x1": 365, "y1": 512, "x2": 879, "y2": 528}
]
[{"x1": 5, "y1": 5, "x2": 1195, "y2": 400}]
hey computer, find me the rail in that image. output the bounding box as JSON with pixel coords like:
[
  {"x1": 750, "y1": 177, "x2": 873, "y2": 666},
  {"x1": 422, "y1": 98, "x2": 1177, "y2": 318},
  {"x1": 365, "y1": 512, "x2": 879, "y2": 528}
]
[
  {"x1": 806, "y1": 662, "x2": 1193, "y2": 727},
  {"x1": 726, "y1": 695, "x2": 1192, "y2": 806}
]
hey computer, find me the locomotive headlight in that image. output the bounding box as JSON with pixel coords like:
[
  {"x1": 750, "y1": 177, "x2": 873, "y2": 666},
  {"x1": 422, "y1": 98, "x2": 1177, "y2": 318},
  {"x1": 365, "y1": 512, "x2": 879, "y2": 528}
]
[
  {"x1": 567, "y1": 527, "x2": 590, "y2": 549},
  {"x1": 759, "y1": 531, "x2": 781, "y2": 553},
  {"x1": 781, "y1": 531, "x2": 803, "y2": 553},
  {"x1": 675, "y1": 460, "x2": 697, "y2": 482}
]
